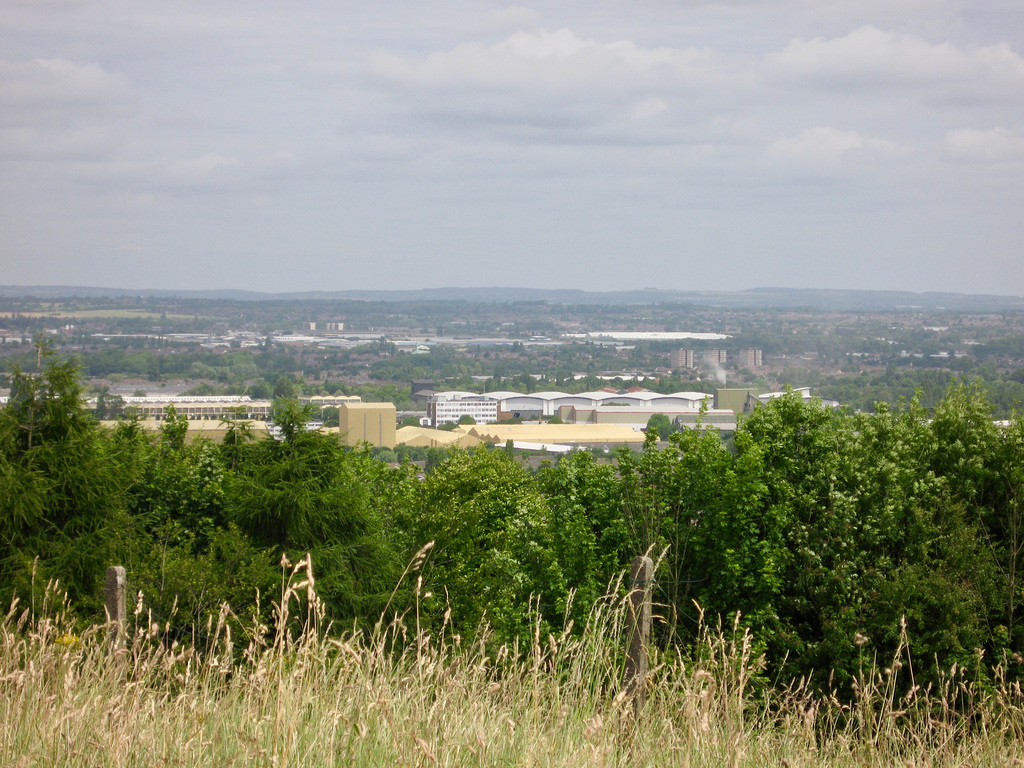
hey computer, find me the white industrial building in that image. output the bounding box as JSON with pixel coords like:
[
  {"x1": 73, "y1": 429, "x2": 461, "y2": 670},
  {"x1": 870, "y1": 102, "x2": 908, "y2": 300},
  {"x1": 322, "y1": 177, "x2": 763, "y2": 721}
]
[
  {"x1": 427, "y1": 392, "x2": 500, "y2": 426},
  {"x1": 428, "y1": 388, "x2": 716, "y2": 422}
]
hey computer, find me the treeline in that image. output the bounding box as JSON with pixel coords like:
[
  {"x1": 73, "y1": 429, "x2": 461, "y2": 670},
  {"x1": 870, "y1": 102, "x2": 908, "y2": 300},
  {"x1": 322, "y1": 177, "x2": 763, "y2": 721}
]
[{"x1": 3, "y1": 350, "x2": 1024, "y2": 694}]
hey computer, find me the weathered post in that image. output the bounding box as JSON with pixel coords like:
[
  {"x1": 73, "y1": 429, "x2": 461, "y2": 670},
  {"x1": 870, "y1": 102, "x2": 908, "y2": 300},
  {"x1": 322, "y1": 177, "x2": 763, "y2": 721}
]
[
  {"x1": 624, "y1": 555, "x2": 653, "y2": 713},
  {"x1": 105, "y1": 565, "x2": 127, "y2": 648}
]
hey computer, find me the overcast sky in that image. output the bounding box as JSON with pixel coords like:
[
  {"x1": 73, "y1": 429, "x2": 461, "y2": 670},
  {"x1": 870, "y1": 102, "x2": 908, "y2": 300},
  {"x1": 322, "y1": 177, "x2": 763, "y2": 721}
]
[{"x1": 2, "y1": 0, "x2": 1022, "y2": 295}]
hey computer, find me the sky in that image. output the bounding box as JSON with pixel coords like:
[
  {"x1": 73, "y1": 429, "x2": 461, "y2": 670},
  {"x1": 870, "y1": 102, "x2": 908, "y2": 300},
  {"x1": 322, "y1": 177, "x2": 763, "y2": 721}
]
[{"x1": 1, "y1": 0, "x2": 1022, "y2": 296}]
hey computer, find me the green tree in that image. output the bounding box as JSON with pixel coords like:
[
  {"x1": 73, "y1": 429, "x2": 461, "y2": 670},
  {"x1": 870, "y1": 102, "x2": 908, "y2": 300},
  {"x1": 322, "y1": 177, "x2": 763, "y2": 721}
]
[
  {"x1": 536, "y1": 449, "x2": 629, "y2": 627},
  {"x1": 124, "y1": 428, "x2": 276, "y2": 635},
  {"x1": 404, "y1": 449, "x2": 562, "y2": 642},
  {"x1": 225, "y1": 400, "x2": 398, "y2": 620},
  {"x1": 646, "y1": 413, "x2": 673, "y2": 440},
  {"x1": 0, "y1": 346, "x2": 132, "y2": 615}
]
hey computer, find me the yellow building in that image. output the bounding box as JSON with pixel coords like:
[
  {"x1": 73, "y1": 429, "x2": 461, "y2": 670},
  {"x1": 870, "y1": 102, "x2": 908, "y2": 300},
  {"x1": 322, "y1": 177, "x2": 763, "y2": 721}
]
[
  {"x1": 395, "y1": 426, "x2": 483, "y2": 449},
  {"x1": 333, "y1": 402, "x2": 397, "y2": 448},
  {"x1": 462, "y1": 423, "x2": 646, "y2": 447},
  {"x1": 99, "y1": 419, "x2": 271, "y2": 443}
]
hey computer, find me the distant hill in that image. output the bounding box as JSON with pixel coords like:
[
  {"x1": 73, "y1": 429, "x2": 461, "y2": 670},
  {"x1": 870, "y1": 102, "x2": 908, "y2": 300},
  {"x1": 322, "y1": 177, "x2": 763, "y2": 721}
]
[{"x1": 1, "y1": 285, "x2": 1023, "y2": 312}]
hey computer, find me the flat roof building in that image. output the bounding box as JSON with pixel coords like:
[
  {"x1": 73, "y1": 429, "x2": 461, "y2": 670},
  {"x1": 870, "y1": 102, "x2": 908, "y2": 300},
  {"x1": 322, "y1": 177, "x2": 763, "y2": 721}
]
[
  {"x1": 300, "y1": 394, "x2": 362, "y2": 407},
  {"x1": 558, "y1": 404, "x2": 734, "y2": 431},
  {"x1": 106, "y1": 395, "x2": 273, "y2": 421},
  {"x1": 334, "y1": 402, "x2": 397, "y2": 448},
  {"x1": 427, "y1": 393, "x2": 499, "y2": 426},
  {"x1": 461, "y1": 423, "x2": 646, "y2": 448}
]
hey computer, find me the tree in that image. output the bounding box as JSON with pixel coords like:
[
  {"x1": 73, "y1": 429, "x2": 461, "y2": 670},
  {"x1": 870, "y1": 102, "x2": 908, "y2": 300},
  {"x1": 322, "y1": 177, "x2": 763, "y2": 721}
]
[
  {"x1": 124, "y1": 423, "x2": 277, "y2": 635},
  {"x1": 0, "y1": 344, "x2": 132, "y2": 615},
  {"x1": 93, "y1": 387, "x2": 125, "y2": 421},
  {"x1": 225, "y1": 399, "x2": 399, "y2": 620},
  {"x1": 404, "y1": 449, "x2": 563, "y2": 642},
  {"x1": 273, "y1": 375, "x2": 296, "y2": 400},
  {"x1": 646, "y1": 413, "x2": 673, "y2": 440},
  {"x1": 536, "y1": 449, "x2": 629, "y2": 627}
]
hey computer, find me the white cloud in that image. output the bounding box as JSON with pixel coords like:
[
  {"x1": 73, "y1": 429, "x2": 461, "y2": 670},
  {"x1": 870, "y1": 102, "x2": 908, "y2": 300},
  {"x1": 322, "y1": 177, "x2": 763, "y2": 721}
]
[
  {"x1": 63, "y1": 151, "x2": 301, "y2": 197},
  {"x1": 365, "y1": 28, "x2": 720, "y2": 138},
  {"x1": 0, "y1": 58, "x2": 130, "y2": 160},
  {"x1": 631, "y1": 97, "x2": 668, "y2": 121},
  {"x1": 769, "y1": 126, "x2": 904, "y2": 166},
  {"x1": 942, "y1": 127, "x2": 1024, "y2": 163},
  {"x1": 165, "y1": 153, "x2": 242, "y2": 180},
  {"x1": 372, "y1": 28, "x2": 714, "y2": 93},
  {"x1": 767, "y1": 25, "x2": 1024, "y2": 98},
  {"x1": 476, "y1": 6, "x2": 542, "y2": 35},
  {"x1": 0, "y1": 125, "x2": 116, "y2": 160},
  {"x1": 0, "y1": 58, "x2": 128, "y2": 111}
]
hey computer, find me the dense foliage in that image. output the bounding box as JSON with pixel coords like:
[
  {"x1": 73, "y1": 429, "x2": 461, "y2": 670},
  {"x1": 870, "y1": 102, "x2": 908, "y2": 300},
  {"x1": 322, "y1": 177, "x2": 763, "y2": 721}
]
[{"x1": 3, "y1": 351, "x2": 1024, "y2": 694}]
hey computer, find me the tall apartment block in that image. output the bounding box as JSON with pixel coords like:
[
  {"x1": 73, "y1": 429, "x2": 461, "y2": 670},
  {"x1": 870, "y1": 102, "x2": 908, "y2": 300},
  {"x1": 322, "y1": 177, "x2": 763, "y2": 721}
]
[
  {"x1": 670, "y1": 349, "x2": 696, "y2": 369},
  {"x1": 702, "y1": 349, "x2": 728, "y2": 366},
  {"x1": 736, "y1": 349, "x2": 763, "y2": 368}
]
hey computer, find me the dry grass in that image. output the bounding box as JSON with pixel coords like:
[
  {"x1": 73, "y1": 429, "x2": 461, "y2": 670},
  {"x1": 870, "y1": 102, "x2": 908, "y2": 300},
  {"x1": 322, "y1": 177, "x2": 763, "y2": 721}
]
[{"x1": 3, "y1": 559, "x2": 1023, "y2": 767}]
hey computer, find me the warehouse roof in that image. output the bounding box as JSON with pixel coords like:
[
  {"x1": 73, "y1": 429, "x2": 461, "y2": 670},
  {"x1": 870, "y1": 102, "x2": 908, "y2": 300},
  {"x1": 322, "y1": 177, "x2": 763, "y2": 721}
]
[{"x1": 461, "y1": 423, "x2": 645, "y2": 445}]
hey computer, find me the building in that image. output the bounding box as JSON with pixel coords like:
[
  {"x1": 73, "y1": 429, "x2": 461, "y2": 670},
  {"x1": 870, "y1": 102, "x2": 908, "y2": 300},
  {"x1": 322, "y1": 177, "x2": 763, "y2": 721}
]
[
  {"x1": 557, "y1": 404, "x2": 734, "y2": 431},
  {"x1": 714, "y1": 388, "x2": 761, "y2": 415},
  {"x1": 395, "y1": 426, "x2": 482, "y2": 449},
  {"x1": 411, "y1": 380, "x2": 436, "y2": 401},
  {"x1": 736, "y1": 349, "x2": 763, "y2": 368},
  {"x1": 99, "y1": 419, "x2": 272, "y2": 443},
  {"x1": 670, "y1": 349, "x2": 696, "y2": 369},
  {"x1": 325, "y1": 322, "x2": 344, "y2": 331},
  {"x1": 462, "y1": 423, "x2": 647, "y2": 449},
  {"x1": 715, "y1": 386, "x2": 841, "y2": 414},
  {"x1": 335, "y1": 402, "x2": 397, "y2": 448},
  {"x1": 302, "y1": 321, "x2": 317, "y2": 331},
  {"x1": 427, "y1": 392, "x2": 499, "y2": 426},
  {"x1": 299, "y1": 394, "x2": 362, "y2": 407},
  {"x1": 111, "y1": 395, "x2": 272, "y2": 421},
  {"x1": 702, "y1": 349, "x2": 728, "y2": 366},
  {"x1": 427, "y1": 388, "x2": 712, "y2": 422},
  {"x1": 757, "y1": 387, "x2": 840, "y2": 409}
]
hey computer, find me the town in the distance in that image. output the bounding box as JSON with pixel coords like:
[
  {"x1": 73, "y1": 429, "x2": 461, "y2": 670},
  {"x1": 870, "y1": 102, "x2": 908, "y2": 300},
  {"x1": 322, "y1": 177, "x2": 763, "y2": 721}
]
[{"x1": 2, "y1": 286, "x2": 1023, "y2": 460}]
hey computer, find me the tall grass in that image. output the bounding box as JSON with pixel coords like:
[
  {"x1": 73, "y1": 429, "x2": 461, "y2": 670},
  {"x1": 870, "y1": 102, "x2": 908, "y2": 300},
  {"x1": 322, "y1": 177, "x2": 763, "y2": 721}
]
[{"x1": 2, "y1": 560, "x2": 1023, "y2": 767}]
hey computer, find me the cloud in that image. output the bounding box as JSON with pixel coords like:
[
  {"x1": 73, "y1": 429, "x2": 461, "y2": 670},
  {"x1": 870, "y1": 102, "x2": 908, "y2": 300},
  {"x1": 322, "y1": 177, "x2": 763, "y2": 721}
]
[
  {"x1": 165, "y1": 153, "x2": 242, "y2": 180},
  {"x1": 0, "y1": 58, "x2": 130, "y2": 160},
  {"x1": 0, "y1": 58, "x2": 128, "y2": 112},
  {"x1": 63, "y1": 151, "x2": 302, "y2": 198},
  {"x1": 767, "y1": 25, "x2": 1024, "y2": 99},
  {"x1": 475, "y1": 6, "x2": 542, "y2": 35},
  {"x1": 0, "y1": 125, "x2": 116, "y2": 160},
  {"x1": 372, "y1": 28, "x2": 713, "y2": 93},
  {"x1": 365, "y1": 28, "x2": 719, "y2": 138},
  {"x1": 942, "y1": 127, "x2": 1024, "y2": 164},
  {"x1": 768, "y1": 126, "x2": 904, "y2": 166}
]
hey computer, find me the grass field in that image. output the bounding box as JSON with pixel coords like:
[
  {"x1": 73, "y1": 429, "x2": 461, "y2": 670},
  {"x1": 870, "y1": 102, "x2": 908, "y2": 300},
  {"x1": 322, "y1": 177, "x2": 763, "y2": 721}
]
[{"x1": 3, "y1": 561, "x2": 1023, "y2": 767}]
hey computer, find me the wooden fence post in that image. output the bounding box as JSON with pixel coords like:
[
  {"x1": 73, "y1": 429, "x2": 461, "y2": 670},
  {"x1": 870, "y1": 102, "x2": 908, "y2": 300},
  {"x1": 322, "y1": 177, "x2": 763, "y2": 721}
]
[
  {"x1": 105, "y1": 565, "x2": 127, "y2": 648},
  {"x1": 624, "y1": 555, "x2": 653, "y2": 712}
]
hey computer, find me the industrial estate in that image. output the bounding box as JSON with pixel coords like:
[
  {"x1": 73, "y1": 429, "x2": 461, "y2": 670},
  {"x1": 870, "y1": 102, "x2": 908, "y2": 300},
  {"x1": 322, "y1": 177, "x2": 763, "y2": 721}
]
[{"x1": 3, "y1": 286, "x2": 1023, "y2": 457}]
